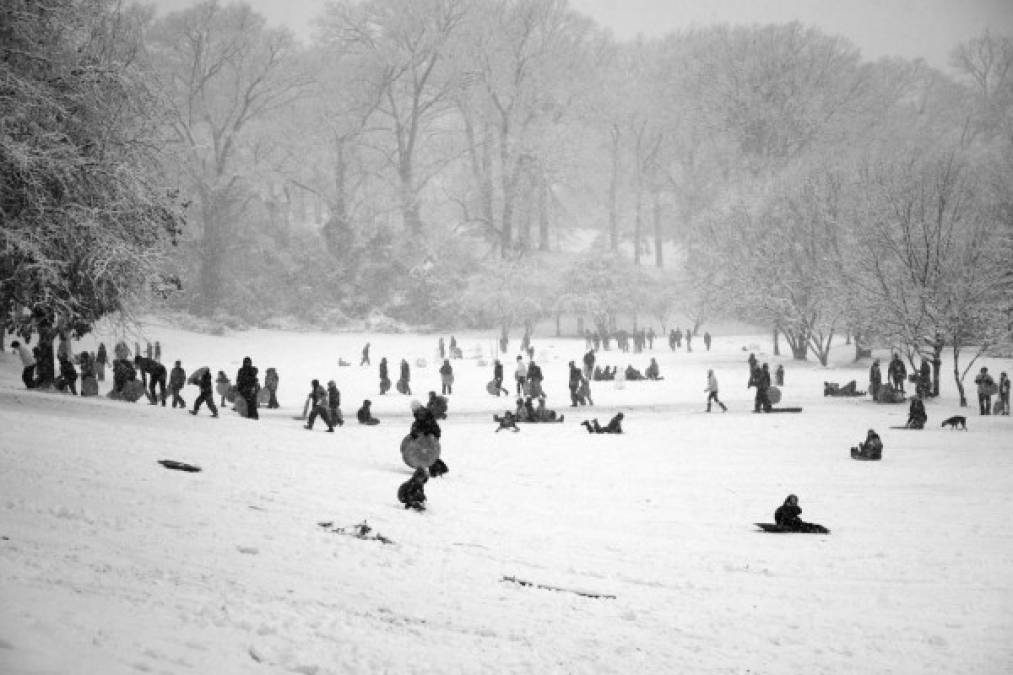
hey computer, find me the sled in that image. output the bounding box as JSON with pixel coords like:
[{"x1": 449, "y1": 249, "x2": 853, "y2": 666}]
[
  {"x1": 257, "y1": 387, "x2": 271, "y2": 405},
  {"x1": 766, "y1": 407, "x2": 803, "y2": 413},
  {"x1": 767, "y1": 386, "x2": 782, "y2": 405},
  {"x1": 234, "y1": 394, "x2": 248, "y2": 418},
  {"x1": 888, "y1": 425, "x2": 923, "y2": 430},
  {"x1": 81, "y1": 376, "x2": 99, "y2": 397},
  {"x1": 486, "y1": 380, "x2": 500, "y2": 395},
  {"x1": 188, "y1": 366, "x2": 209, "y2": 386},
  {"x1": 400, "y1": 434, "x2": 441, "y2": 470},
  {"x1": 754, "y1": 522, "x2": 830, "y2": 534},
  {"x1": 158, "y1": 459, "x2": 201, "y2": 473}
]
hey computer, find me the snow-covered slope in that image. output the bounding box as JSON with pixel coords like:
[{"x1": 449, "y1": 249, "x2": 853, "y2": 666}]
[{"x1": 1, "y1": 324, "x2": 1011, "y2": 674}]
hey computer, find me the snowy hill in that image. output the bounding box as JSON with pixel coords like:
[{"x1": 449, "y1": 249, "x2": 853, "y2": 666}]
[{"x1": 1, "y1": 324, "x2": 1012, "y2": 673}]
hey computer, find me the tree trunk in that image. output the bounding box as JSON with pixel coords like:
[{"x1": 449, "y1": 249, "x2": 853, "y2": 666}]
[
  {"x1": 772, "y1": 327, "x2": 781, "y2": 356},
  {"x1": 35, "y1": 326, "x2": 57, "y2": 388},
  {"x1": 953, "y1": 348, "x2": 968, "y2": 407},
  {"x1": 931, "y1": 338, "x2": 944, "y2": 397},
  {"x1": 199, "y1": 201, "x2": 225, "y2": 314},
  {"x1": 538, "y1": 179, "x2": 550, "y2": 252},
  {"x1": 608, "y1": 125, "x2": 620, "y2": 252},
  {"x1": 555, "y1": 312, "x2": 561, "y2": 337},
  {"x1": 653, "y1": 191, "x2": 663, "y2": 268}
]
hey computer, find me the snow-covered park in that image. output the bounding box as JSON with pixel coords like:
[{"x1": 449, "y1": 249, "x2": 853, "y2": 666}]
[{"x1": 1, "y1": 321, "x2": 1012, "y2": 674}]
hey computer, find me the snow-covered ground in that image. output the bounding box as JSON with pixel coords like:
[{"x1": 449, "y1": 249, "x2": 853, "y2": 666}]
[{"x1": 2, "y1": 321, "x2": 1012, "y2": 674}]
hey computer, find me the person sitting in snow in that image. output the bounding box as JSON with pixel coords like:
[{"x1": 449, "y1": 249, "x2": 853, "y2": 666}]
[
  {"x1": 357, "y1": 399, "x2": 380, "y2": 425},
  {"x1": 581, "y1": 412, "x2": 624, "y2": 434},
  {"x1": 624, "y1": 364, "x2": 645, "y2": 381},
  {"x1": 397, "y1": 467, "x2": 428, "y2": 511},
  {"x1": 905, "y1": 395, "x2": 927, "y2": 429},
  {"x1": 534, "y1": 396, "x2": 564, "y2": 422},
  {"x1": 645, "y1": 358, "x2": 663, "y2": 380},
  {"x1": 773, "y1": 494, "x2": 827, "y2": 533},
  {"x1": 851, "y1": 429, "x2": 883, "y2": 460}
]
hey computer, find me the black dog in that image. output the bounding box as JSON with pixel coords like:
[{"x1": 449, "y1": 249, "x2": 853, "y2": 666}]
[{"x1": 940, "y1": 415, "x2": 967, "y2": 430}]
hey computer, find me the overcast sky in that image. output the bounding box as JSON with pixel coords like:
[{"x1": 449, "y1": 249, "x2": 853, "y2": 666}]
[{"x1": 148, "y1": 0, "x2": 1013, "y2": 72}]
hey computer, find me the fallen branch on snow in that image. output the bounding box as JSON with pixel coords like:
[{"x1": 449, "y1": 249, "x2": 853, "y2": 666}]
[{"x1": 501, "y1": 575, "x2": 616, "y2": 599}]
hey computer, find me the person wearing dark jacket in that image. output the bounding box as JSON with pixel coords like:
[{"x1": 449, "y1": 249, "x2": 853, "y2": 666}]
[
  {"x1": 774, "y1": 364, "x2": 784, "y2": 387},
  {"x1": 357, "y1": 399, "x2": 380, "y2": 425},
  {"x1": 397, "y1": 467, "x2": 428, "y2": 511},
  {"x1": 1000, "y1": 372, "x2": 1011, "y2": 416},
  {"x1": 360, "y1": 342, "x2": 370, "y2": 367},
  {"x1": 398, "y1": 358, "x2": 412, "y2": 395},
  {"x1": 773, "y1": 495, "x2": 826, "y2": 532},
  {"x1": 379, "y1": 357, "x2": 391, "y2": 395},
  {"x1": 906, "y1": 395, "x2": 927, "y2": 429},
  {"x1": 526, "y1": 360, "x2": 544, "y2": 397},
  {"x1": 851, "y1": 429, "x2": 883, "y2": 460},
  {"x1": 568, "y1": 361, "x2": 582, "y2": 406},
  {"x1": 95, "y1": 342, "x2": 108, "y2": 381},
  {"x1": 305, "y1": 379, "x2": 334, "y2": 432},
  {"x1": 581, "y1": 412, "x2": 624, "y2": 434},
  {"x1": 492, "y1": 360, "x2": 509, "y2": 396},
  {"x1": 169, "y1": 361, "x2": 187, "y2": 409},
  {"x1": 427, "y1": 390, "x2": 448, "y2": 419},
  {"x1": 236, "y1": 356, "x2": 259, "y2": 420},
  {"x1": 439, "y1": 359, "x2": 454, "y2": 395},
  {"x1": 703, "y1": 331, "x2": 712, "y2": 351},
  {"x1": 134, "y1": 356, "x2": 167, "y2": 405},
  {"x1": 582, "y1": 349, "x2": 595, "y2": 379},
  {"x1": 974, "y1": 366, "x2": 996, "y2": 416},
  {"x1": 888, "y1": 354, "x2": 907, "y2": 393},
  {"x1": 495, "y1": 411, "x2": 520, "y2": 432},
  {"x1": 645, "y1": 358, "x2": 662, "y2": 380},
  {"x1": 410, "y1": 400, "x2": 447, "y2": 477},
  {"x1": 869, "y1": 360, "x2": 882, "y2": 400},
  {"x1": 263, "y1": 368, "x2": 280, "y2": 408},
  {"x1": 56, "y1": 354, "x2": 78, "y2": 394},
  {"x1": 189, "y1": 369, "x2": 218, "y2": 417},
  {"x1": 749, "y1": 363, "x2": 773, "y2": 413},
  {"x1": 326, "y1": 380, "x2": 344, "y2": 426}
]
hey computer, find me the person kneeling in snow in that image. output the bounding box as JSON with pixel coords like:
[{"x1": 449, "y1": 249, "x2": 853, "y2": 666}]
[
  {"x1": 581, "y1": 412, "x2": 624, "y2": 434},
  {"x1": 397, "y1": 467, "x2": 428, "y2": 511}
]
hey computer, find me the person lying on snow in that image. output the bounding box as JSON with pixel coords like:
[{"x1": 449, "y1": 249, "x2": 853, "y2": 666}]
[
  {"x1": 581, "y1": 412, "x2": 624, "y2": 434},
  {"x1": 774, "y1": 494, "x2": 826, "y2": 532},
  {"x1": 494, "y1": 411, "x2": 520, "y2": 432},
  {"x1": 397, "y1": 467, "x2": 428, "y2": 511},
  {"x1": 851, "y1": 429, "x2": 883, "y2": 460}
]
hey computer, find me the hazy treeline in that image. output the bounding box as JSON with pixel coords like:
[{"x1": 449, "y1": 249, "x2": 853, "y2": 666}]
[{"x1": 3, "y1": 0, "x2": 1011, "y2": 378}]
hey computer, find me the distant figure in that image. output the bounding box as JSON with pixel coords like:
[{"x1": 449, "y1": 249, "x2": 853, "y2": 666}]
[
  {"x1": 56, "y1": 354, "x2": 78, "y2": 395},
  {"x1": 398, "y1": 358, "x2": 412, "y2": 395},
  {"x1": 216, "y1": 371, "x2": 231, "y2": 407},
  {"x1": 888, "y1": 353, "x2": 907, "y2": 393},
  {"x1": 703, "y1": 331, "x2": 712, "y2": 351},
  {"x1": 851, "y1": 429, "x2": 883, "y2": 460},
  {"x1": 235, "y1": 357, "x2": 260, "y2": 420},
  {"x1": 169, "y1": 360, "x2": 187, "y2": 409},
  {"x1": 95, "y1": 343, "x2": 107, "y2": 381},
  {"x1": 527, "y1": 360, "x2": 544, "y2": 398},
  {"x1": 705, "y1": 369, "x2": 727, "y2": 412},
  {"x1": 645, "y1": 358, "x2": 662, "y2": 380},
  {"x1": 134, "y1": 355, "x2": 167, "y2": 406},
  {"x1": 668, "y1": 329, "x2": 676, "y2": 351},
  {"x1": 905, "y1": 395, "x2": 927, "y2": 429},
  {"x1": 305, "y1": 379, "x2": 334, "y2": 432},
  {"x1": 264, "y1": 367, "x2": 280, "y2": 408},
  {"x1": 520, "y1": 329, "x2": 531, "y2": 354},
  {"x1": 492, "y1": 359, "x2": 509, "y2": 396},
  {"x1": 154, "y1": 341, "x2": 162, "y2": 363},
  {"x1": 974, "y1": 366, "x2": 995, "y2": 416},
  {"x1": 189, "y1": 369, "x2": 218, "y2": 418},
  {"x1": 999, "y1": 372, "x2": 1010, "y2": 416},
  {"x1": 647, "y1": 327, "x2": 656, "y2": 349},
  {"x1": 580, "y1": 412, "x2": 624, "y2": 434},
  {"x1": 397, "y1": 467, "x2": 428, "y2": 511},
  {"x1": 500, "y1": 328, "x2": 509, "y2": 354},
  {"x1": 438, "y1": 337, "x2": 445, "y2": 360},
  {"x1": 11, "y1": 341, "x2": 36, "y2": 389},
  {"x1": 774, "y1": 364, "x2": 784, "y2": 387},
  {"x1": 685, "y1": 328, "x2": 692, "y2": 352},
  {"x1": 568, "y1": 361, "x2": 582, "y2": 406},
  {"x1": 515, "y1": 355, "x2": 528, "y2": 396},
  {"x1": 449, "y1": 335, "x2": 458, "y2": 359},
  {"x1": 326, "y1": 380, "x2": 344, "y2": 427},
  {"x1": 869, "y1": 360, "x2": 882, "y2": 400},
  {"x1": 773, "y1": 495, "x2": 827, "y2": 533},
  {"x1": 357, "y1": 399, "x2": 380, "y2": 425},
  {"x1": 379, "y1": 357, "x2": 391, "y2": 395},
  {"x1": 495, "y1": 411, "x2": 520, "y2": 432},
  {"x1": 749, "y1": 363, "x2": 772, "y2": 413},
  {"x1": 360, "y1": 342, "x2": 371, "y2": 367},
  {"x1": 439, "y1": 359, "x2": 454, "y2": 395}
]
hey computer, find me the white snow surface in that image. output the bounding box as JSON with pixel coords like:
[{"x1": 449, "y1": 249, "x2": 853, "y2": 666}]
[{"x1": 1, "y1": 322, "x2": 1012, "y2": 674}]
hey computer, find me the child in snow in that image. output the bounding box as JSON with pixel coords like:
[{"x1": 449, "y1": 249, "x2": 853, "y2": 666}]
[
  {"x1": 581, "y1": 412, "x2": 624, "y2": 434},
  {"x1": 215, "y1": 371, "x2": 231, "y2": 407},
  {"x1": 773, "y1": 495, "x2": 826, "y2": 533},
  {"x1": 357, "y1": 399, "x2": 380, "y2": 425},
  {"x1": 190, "y1": 369, "x2": 219, "y2": 417},
  {"x1": 397, "y1": 467, "x2": 428, "y2": 511},
  {"x1": 851, "y1": 429, "x2": 883, "y2": 460},
  {"x1": 169, "y1": 360, "x2": 187, "y2": 409},
  {"x1": 906, "y1": 396, "x2": 927, "y2": 429},
  {"x1": 494, "y1": 411, "x2": 520, "y2": 432}
]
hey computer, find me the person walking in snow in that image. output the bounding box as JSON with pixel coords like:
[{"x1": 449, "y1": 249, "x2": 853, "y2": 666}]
[
  {"x1": 582, "y1": 349, "x2": 595, "y2": 379},
  {"x1": 438, "y1": 337, "x2": 446, "y2": 360},
  {"x1": 190, "y1": 369, "x2": 218, "y2": 418},
  {"x1": 379, "y1": 357, "x2": 391, "y2": 395},
  {"x1": 216, "y1": 371, "x2": 231, "y2": 407},
  {"x1": 169, "y1": 360, "x2": 187, "y2": 409},
  {"x1": 398, "y1": 358, "x2": 412, "y2": 395},
  {"x1": 515, "y1": 355, "x2": 528, "y2": 396},
  {"x1": 705, "y1": 369, "x2": 727, "y2": 412},
  {"x1": 974, "y1": 366, "x2": 996, "y2": 416},
  {"x1": 360, "y1": 342, "x2": 371, "y2": 367},
  {"x1": 305, "y1": 379, "x2": 334, "y2": 432},
  {"x1": 568, "y1": 361, "x2": 582, "y2": 406},
  {"x1": 527, "y1": 360, "x2": 544, "y2": 398},
  {"x1": 999, "y1": 372, "x2": 1010, "y2": 416},
  {"x1": 326, "y1": 380, "x2": 344, "y2": 426},
  {"x1": 492, "y1": 359, "x2": 509, "y2": 396},
  {"x1": 264, "y1": 367, "x2": 280, "y2": 409},
  {"x1": 750, "y1": 363, "x2": 773, "y2": 413},
  {"x1": 888, "y1": 353, "x2": 907, "y2": 394}
]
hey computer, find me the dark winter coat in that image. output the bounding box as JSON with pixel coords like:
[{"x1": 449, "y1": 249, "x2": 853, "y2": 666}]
[
  {"x1": 494, "y1": 362, "x2": 503, "y2": 380},
  {"x1": 169, "y1": 366, "x2": 186, "y2": 389},
  {"x1": 527, "y1": 363, "x2": 543, "y2": 383},
  {"x1": 59, "y1": 357, "x2": 78, "y2": 382},
  {"x1": 96, "y1": 344, "x2": 108, "y2": 364},
  {"x1": 974, "y1": 371, "x2": 996, "y2": 395},
  {"x1": 410, "y1": 407, "x2": 442, "y2": 439},
  {"x1": 264, "y1": 368, "x2": 279, "y2": 392},
  {"x1": 397, "y1": 470, "x2": 427, "y2": 509},
  {"x1": 380, "y1": 359, "x2": 389, "y2": 380},
  {"x1": 774, "y1": 502, "x2": 803, "y2": 528},
  {"x1": 583, "y1": 350, "x2": 595, "y2": 370},
  {"x1": 439, "y1": 361, "x2": 453, "y2": 376},
  {"x1": 889, "y1": 357, "x2": 906, "y2": 380},
  {"x1": 603, "y1": 413, "x2": 623, "y2": 434},
  {"x1": 357, "y1": 403, "x2": 378, "y2": 424},
  {"x1": 568, "y1": 363, "x2": 582, "y2": 390},
  {"x1": 135, "y1": 357, "x2": 165, "y2": 378},
  {"x1": 199, "y1": 370, "x2": 214, "y2": 395},
  {"x1": 327, "y1": 384, "x2": 341, "y2": 410},
  {"x1": 870, "y1": 363, "x2": 882, "y2": 387},
  {"x1": 236, "y1": 362, "x2": 259, "y2": 396},
  {"x1": 400, "y1": 360, "x2": 410, "y2": 381}
]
